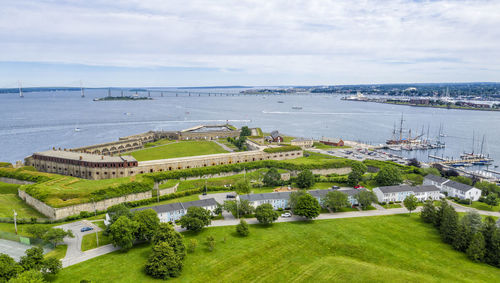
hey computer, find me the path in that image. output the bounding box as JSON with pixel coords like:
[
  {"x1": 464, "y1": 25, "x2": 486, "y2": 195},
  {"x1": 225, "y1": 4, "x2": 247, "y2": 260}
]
[
  {"x1": 447, "y1": 200, "x2": 500, "y2": 217},
  {"x1": 59, "y1": 201, "x2": 500, "y2": 268},
  {"x1": 212, "y1": 140, "x2": 234, "y2": 152}
]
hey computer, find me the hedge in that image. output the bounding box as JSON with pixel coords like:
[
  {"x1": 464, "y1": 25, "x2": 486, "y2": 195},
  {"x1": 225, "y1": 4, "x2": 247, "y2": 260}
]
[
  {"x1": 263, "y1": 146, "x2": 302, "y2": 153},
  {"x1": 0, "y1": 162, "x2": 12, "y2": 168},
  {"x1": 0, "y1": 168, "x2": 51, "y2": 183},
  {"x1": 147, "y1": 159, "x2": 358, "y2": 182}
]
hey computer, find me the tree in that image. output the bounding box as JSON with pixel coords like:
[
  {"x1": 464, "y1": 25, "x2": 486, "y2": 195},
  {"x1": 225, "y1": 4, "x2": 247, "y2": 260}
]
[
  {"x1": 223, "y1": 200, "x2": 254, "y2": 218},
  {"x1": 289, "y1": 190, "x2": 306, "y2": 211},
  {"x1": 133, "y1": 209, "x2": 160, "y2": 242},
  {"x1": 255, "y1": 204, "x2": 279, "y2": 224},
  {"x1": 354, "y1": 190, "x2": 377, "y2": 210},
  {"x1": 453, "y1": 222, "x2": 473, "y2": 252},
  {"x1": 0, "y1": 254, "x2": 22, "y2": 282},
  {"x1": 420, "y1": 199, "x2": 436, "y2": 223},
  {"x1": 467, "y1": 232, "x2": 486, "y2": 262},
  {"x1": 434, "y1": 199, "x2": 449, "y2": 228},
  {"x1": 439, "y1": 205, "x2": 459, "y2": 244},
  {"x1": 296, "y1": 170, "x2": 315, "y2": 189},
  {"x1": 107, "y1": 203, "x2": 133, "y2": 224},
  {"x1": 263, "y1": 168, "x2": 281, "y2": 187},
  {"x1": 145, "y1": 242, "x2": 183, "y2": 279},
  {"x1": 7, "y1": 270, "x2": 45, "y2": 283},
  {"x1": 480, "y1": 216, "x2": 499, "y2": 265},
  {"x1": 187, "y1": 239, "x2": 198, "y2": 253},
  {"x1": 213, "y1": 203, "x2": 223, "y2": 215},
  {"x1": 236, "y1": 219, "x2": 249, "y2": 236},
  {"x1": 347, "y1": 163, "x2": 367, "y2": 186},
  {"x1": 403, "y1": 195, "x2": 418, "y2": 215},
  {"x1": 178, "y1": 206, "x2": 212, "y2": 232},
  {"x1": 322, "y1": 191, "x2": 349, "y2": 212},
  {"x1": 450, "y1": 176, "x2": 473, "y2": 186},
  {"x1": 206, "y1": 236, "x2": 216, "y2": 252},
  {"x1": 234, "y1": 179, "x2": 251, "y2": 194},
  {"x1": 484, "y1": 193, "x2": 498, "y2": 208},
  {"x1": 25, "y1": 226, "x2": 49, "y2": 239},
  {"x1": 19, "y1": 247, "x2": 44, "y2": 271},
  {"x1": 41, "y1": 257, "x2": 62, "y2": 275},
  {"x1": 43, "y1": 228, "x2": 73, "y2": 247},
  {"x1": 152, "y1": 223, "x2": 186, "y2": 259},
  {"x1": 408, "y1": 158, "x2": 420, "y2": 168},
  {"x1": 461, "y1": 211, "x2": 482, "y2": 233},
  {"x1": 109, "y1": 215, "x2": 138, "y2": 251},
  {"x1": 293, "y1": 193, "x2": 320, "y2": 219},
  {"x1": 375, "y1": 166, "x2": 402, "y2": 186},
  {"x1": 240, "y1": 126, "x2": 251, "y2": 137}
]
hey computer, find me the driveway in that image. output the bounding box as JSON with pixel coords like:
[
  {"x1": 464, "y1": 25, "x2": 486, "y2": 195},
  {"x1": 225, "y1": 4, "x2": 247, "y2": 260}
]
[
  {"x1": 54, "y1": 220, "x2": 103, "y2": 267},
  {"x1": 199, "y1": 191, "x2": 236, "y2": 220}
]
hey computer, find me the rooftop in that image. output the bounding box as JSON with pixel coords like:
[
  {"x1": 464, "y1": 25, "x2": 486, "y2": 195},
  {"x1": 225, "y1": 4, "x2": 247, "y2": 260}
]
[
  {"x1": 33, "y1": 150, "x2": 136, "y2": 163},
  {"x1": 443, "y1": 180, "x2": 475, "y2": 193},
  {"x1": 239, "y1": 192, "x2": 291, "y2": 202},
  {"x1": 424, "y1": 174, "x2": 449, "y2": 184},
  {"x1": 131, "y1": 198, "x2": 218, "y2": 214},
  {"x1": 376, "y1": 185, "x2": 439, "y2": 194},
  {"x1": 321, "y1": 137, "x2": 343, "y2": 143}
]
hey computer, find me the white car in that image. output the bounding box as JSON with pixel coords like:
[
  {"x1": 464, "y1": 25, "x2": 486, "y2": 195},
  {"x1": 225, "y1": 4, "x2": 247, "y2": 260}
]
[{"x1": 281, "y1": 213, "x2": 292, "y2": 218}]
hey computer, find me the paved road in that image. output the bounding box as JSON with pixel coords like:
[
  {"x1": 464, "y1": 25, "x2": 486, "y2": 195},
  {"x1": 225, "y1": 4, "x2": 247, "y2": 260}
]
[
  {"x1": 59, "y1": 201, "x2": 500, "y2": 268},
  {"x1": 0, "y1": 239, "x2": 51, "y2": 261},
  {"x1": 212, "y1": 140, "x2": 234, "y2": 152}
]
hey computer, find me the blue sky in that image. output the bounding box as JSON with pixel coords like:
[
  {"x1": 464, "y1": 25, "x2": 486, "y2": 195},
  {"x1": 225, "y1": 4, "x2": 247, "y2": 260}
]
[{"x1": 1, "y1": 0, "x2": 499, "y2": 87}]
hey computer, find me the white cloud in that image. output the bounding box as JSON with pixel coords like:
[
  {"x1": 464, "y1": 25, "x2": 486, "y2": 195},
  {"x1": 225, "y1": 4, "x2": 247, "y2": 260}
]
[{"x1": 0, "y1": 0, "x2": 499, "y2": 85}]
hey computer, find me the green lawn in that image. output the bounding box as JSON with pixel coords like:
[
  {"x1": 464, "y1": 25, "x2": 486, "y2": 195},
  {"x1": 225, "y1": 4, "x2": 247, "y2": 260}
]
[
  {"x1": 55, "y1": 215, "x2": 500, "y2": 282},
  {"x1": 143, "y1": 139, "x2": 175, "y2": 148},
  {"x1": 455, "y1": 201, "x2": 500, "y2": 212},
  {"x1": 81, "y1": 231, "x2": 111, "y2": 251},
  {"x1": 0, "y1": 182, "x2": 20, "y2": 194},
  {"x1": 130, "y1": 141, "x2": 228, "y2": 161},
  {"x1": 382, "y1": 203, "x2": 402, "y2": 209},
  {"x1": 45, "y1": 245, "x2": 67, "y2": 260},
  {"x1": 217, "y1": 138, "x2": 240, "y2": 151},
  {"x1": 0, "y1": 194, "x2": 45, "y2": 218}
]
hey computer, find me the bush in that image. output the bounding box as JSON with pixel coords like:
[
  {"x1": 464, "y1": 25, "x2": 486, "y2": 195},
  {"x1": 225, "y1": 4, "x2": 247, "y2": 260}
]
[{"x1": 236, "y1": 220, "x2": 249, "y2": 236}]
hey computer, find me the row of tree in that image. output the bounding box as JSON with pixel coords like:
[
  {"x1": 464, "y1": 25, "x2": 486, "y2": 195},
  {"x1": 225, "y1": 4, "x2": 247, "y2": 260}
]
[
  {"x1": 421, "y1": 200, "x2": 500, "y2": 266},
  {"x1": 0, "y1": 247, "x2": 61, "y2": 282}
]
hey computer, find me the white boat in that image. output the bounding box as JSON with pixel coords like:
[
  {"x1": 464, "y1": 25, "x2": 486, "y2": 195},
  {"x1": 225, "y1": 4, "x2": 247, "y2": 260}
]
[{"x1": 74, "y1": 128, "x2": 81, "y2": 132}]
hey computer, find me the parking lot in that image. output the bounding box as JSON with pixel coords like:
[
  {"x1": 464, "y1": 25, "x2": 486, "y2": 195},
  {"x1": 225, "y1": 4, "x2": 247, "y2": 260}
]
[
  {"x1": 0, "y1": 239, "x2": 49, "y2": 261},
  {"x1": 311, "y1": 147, "x2": 408, "y2": 165}
]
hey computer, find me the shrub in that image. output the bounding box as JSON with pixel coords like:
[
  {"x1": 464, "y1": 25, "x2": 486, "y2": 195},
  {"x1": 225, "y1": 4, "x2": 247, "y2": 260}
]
[{"x1": 236, "y1": 220, "x2": 249, "y2": 236}]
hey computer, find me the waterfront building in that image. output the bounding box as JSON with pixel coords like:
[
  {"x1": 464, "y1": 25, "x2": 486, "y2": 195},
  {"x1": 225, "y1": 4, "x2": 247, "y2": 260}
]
[
  {"x1": 373, "y1": 185, "x2": 440, "y2": 203},
  {"x1": 320, "y1": 137, "x2": 344, "y2": 147}
]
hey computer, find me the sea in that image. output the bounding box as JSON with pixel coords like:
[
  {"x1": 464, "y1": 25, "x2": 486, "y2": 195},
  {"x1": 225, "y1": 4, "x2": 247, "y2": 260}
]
[{"x1": 1, "y1": 88, "x2": 499, "y2": 176}]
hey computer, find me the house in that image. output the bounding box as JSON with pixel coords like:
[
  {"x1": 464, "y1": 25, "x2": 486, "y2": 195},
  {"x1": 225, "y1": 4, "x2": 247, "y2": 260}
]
[
  {"x1": 239, "y1": 192, "x2": 291, "y2": 210},
  {"x1": 308, "y1": 188, "x2": 364, "y2": 206},
  {"x1": 320, "y1": 137, "x2": 344, "y2": 147},
  {"x1": 265, "y1": 130, "x2": 283, "y2": 143},
  {"x1": 423, "y1": 175, "x2": 482, "y2": 201},
  {"x1": 373, "y1": 185, "x2": 440, "y2": 203},
  {"x1": 130, "y1": 198, "x2": 218, "y2": 223},
  {"x1": 440, "y1": 180, "x2": 481, "y2": 201},
  {"x1": 291, "y1": 138, "x2": 314, "y2": 149}
]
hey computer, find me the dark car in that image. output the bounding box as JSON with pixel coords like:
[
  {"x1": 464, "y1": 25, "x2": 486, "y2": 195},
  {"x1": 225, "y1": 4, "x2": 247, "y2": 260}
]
[
  {"x1": 80, "y1": 227, "x2": 93, "y2": 232},
  {"x1": 226, "y1": 194, "x2": 236, "y2": 199}
]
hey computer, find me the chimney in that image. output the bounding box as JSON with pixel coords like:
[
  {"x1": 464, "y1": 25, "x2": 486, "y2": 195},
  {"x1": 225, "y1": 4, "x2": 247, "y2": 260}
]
[{"x1": 79, "y1": 156, "x2": 82, "y2": 160}]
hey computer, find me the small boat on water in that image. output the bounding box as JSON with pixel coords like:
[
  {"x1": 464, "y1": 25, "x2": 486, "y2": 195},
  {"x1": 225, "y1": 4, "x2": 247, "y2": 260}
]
[
  {"x1": 74, "y1": 128, "x2": 81, "y2": 132},
  {"x1": 277, "y1": 101, "x2": 284, "y2": 103}
]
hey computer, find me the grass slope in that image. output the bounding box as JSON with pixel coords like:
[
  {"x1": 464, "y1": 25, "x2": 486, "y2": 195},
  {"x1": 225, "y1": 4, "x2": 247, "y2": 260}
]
[
  {"x1": 0, "y1": 194, "x2": 45, "y2": 218},
  {"x1": 130, "y1": 141, "x2": 228, "y2": 161},
  {"x1": 0, "y1": 182, "x2": 20, "y2": 194},
  {"x1": 55, "y1": 215, "x2": 500, "y2": 283}
]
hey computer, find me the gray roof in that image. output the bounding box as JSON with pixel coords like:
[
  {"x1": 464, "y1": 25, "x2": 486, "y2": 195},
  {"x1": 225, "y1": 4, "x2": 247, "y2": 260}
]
[
  {"x1": 292, "y1": 138, "x2": 313, "y2": 142},
  {"x1": 376, "y1": 185, "x2": 439, "y2": 194},
  {"x1": 424, "y1": 174, "x2": 448, "y2": 184},
  {"x1": 131, "y1": 198, "x2": 217, "y2": 214},
  {"x1": 270, "y1": 130, "x2": 281, "y2": 139},
  {"x1": 33, "y1": 150, "x2": 136, "y2": 163},
  {"x1": 308, "y1": 188, "x2": 364, "y2": 198},
  {"x1": 321, "y1": 137, "x2": 342, "y2": 143},
  {"x1": 239, "y1": 192, "x2": 291, "y2": 202},
  {"x1": 443, "y1": 180, "x2": 475, "y2": 193}
]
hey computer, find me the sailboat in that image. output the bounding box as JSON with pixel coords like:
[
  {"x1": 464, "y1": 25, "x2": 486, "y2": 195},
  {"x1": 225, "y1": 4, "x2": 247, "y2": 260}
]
[{"x1": 18, "y1": 81, "x2": 24, "y2": 98}]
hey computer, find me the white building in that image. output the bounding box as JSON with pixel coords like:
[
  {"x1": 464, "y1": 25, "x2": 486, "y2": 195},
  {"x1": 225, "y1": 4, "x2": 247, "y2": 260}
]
[
  {"x1": 309, "y1": 188, "x2": 364, "y2": 206},
  {"x1": 239, "y1": 192, "x2": 291, "y2": 210},
  {"x1": 130, "y1": 198, "x2": 218, "y2": 223},
  {"x1": 291, "y1": 138, "x2": 314, "y2": 149},
  {"x1": 423, "y1": 175, "x2": 482, "y2": 201},
  {"x1": 373, "y1": 185, "x2": 441, "y2": 203}
]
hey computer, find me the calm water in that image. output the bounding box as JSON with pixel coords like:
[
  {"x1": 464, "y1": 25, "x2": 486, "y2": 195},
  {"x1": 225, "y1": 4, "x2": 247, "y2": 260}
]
[{"x1": 1, "y1": 89, "x2": 499, "y2": 173}]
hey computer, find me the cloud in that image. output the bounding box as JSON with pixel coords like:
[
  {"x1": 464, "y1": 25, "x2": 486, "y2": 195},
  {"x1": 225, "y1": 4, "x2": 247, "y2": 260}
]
[{"x1": 0, "y1": 0, "x2": 499, "y2": 86}]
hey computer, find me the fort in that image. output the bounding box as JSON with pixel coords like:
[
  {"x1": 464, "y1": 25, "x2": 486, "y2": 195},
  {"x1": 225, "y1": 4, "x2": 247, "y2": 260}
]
[{"x1": 24, "y1": 125, "x2": 302, "y2": 180}]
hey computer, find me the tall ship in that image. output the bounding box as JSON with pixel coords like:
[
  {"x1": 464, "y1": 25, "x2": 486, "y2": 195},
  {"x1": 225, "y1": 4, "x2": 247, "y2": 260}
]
[{"x1": 460, "y1": 133, "x2": 493, "y2": 165}]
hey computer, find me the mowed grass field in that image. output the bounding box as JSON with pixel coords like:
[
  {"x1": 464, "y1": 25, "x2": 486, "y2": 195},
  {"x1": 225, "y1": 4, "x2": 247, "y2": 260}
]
[
  {"x1": 130, "y1": 141, "x2": 228, "y2": 161},
  {"x1": 55, "y1": 215, "x2": 500, "y2": 283},
  {"x1": 0, "y1": 182, "x2": 45, "y2": 218}
]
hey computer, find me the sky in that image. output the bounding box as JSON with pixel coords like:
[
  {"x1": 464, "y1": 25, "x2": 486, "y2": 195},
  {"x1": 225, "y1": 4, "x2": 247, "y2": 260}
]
[{"x1": 1, "y1": 0, "x2": 499, "y2": 87}]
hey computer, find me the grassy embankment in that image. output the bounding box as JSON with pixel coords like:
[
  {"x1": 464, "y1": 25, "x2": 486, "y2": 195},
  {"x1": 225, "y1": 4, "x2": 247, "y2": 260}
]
[
  {"x1": 0, "y1": 182, "x2": 45, "y2": 218},
  {"x1": 453, "y1": 200, "x2": 500, "y2": 212},
  {"x1": 55, "y1": 215, "x2": 500, "y2": 283},
  {"x1": 130, "y1": 140, "x2": 228, "y2": 161}
]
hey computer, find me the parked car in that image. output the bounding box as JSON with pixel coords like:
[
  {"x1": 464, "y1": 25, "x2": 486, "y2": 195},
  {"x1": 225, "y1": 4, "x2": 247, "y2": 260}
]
[
  {"x1": 226, "y1": 194, "x2": 236, "y2": 199},
  {"x1": 80, "y1": 227, "x2": 93, "y2": 232},
  {"x1": 332, "y1": 185, "x2": 340, "y2": 190},
  {"x1": 281, "y1": 213, "x2": 292, "y2": 218},
  {"x1": 354, "y1": 185, "x2": 365, "y2": 189}
]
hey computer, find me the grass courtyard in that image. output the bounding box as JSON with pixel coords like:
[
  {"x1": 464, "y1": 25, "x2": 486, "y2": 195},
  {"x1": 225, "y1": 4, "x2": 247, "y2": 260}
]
[
  {"x1": 55, "y1": 215, "x2": 500, "y2": 283},
  {"x1": 130, "y1": 141, "x2": 228, "y2": 161}
]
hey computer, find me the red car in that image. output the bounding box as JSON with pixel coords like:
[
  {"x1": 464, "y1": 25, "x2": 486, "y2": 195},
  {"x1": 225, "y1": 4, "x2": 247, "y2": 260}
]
[{"x1": 354, "y1": 185, "x2": 365, "y2": 189}]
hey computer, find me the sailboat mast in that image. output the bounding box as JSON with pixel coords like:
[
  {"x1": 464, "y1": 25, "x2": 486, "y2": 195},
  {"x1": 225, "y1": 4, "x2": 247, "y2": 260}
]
[
  {"x1": 18, "y1": 81, "x2": 24, "y2": 98},
  {"x1": 472, "y1": 130, "x2": 475, "y2": 155},
  {"x1": 480, "y1": 135, "x2": 485, "y2": 155},
  {"x1": 399, "y1": 113, "x2": 404, "y2": 141},
  {"x1": 80, "y1": 80, "x2": 85, "y2": 98}
]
